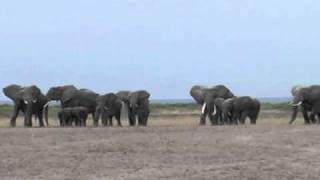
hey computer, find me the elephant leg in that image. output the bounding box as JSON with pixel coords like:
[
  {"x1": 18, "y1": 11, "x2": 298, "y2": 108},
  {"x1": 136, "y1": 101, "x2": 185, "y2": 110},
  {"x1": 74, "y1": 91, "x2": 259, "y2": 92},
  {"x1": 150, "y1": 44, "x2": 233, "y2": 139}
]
[
  {"x1": 93, "y1": 112, "x2": 99, "y2": 127},
  {"x1": 310, "y1": 113, "x2": 316, "y2": 124},
  {"x1": 231, "y1": 112, "x2": 239, "y2": 125},
  {"x1": 83, "y1": 115, "x2": 87, "y2": 127},
  {"x1": 129, "y1": 113, "x2": 136, "y2": 126},
  {"x1": 317, "y1": 114, "x2": 320, "y2": 124},
  {"x1": 144, "y1": 111, "x2": 150, "y2": 126},
  {"x1": 200, "y1": 111, "x2": 207, "y2": 126},
  {"x1": 10, "y1": 105, "x2": 19, "y2": 127},
  {"x1": 116, "y1": 115, "x2": 122, "y2": 127},
  {"x1": 301, "y1": 106, "x2": 311, "y2": 124},
  {"x1": 249, "y1": 115, "x2": 257, "y2": 125},
  {"x1": 217, "y1": 113, "x2": 223, "y2": 125},
  {"x1": 239, "y1": 112, "x2": 247, "y2": 125},
  {"x1": 38, "y1": 110, "x2": 44, "y2": 127},
  {"x1": 138, "y1": 111, "x2": 148, "y2": 126},
  {"x1": 109, "y1": 116, "x2": 113, "y2": 127}
]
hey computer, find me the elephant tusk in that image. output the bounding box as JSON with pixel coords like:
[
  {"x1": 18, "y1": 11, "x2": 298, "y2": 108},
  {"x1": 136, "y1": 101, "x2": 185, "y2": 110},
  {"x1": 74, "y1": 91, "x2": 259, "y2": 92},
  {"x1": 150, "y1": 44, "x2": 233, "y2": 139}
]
[
  {"x1": 212, "y1": 104, "x2": 217, "y2": 115},
  {"x1": 43, "y1": 102, "x2": 50, "y2": 108},
  {"x1": 104, "y1": 107, "x2": 109, "y2": 111},
  {"x1": 201, "y1": 103, "x2": 207, "y2": 114},
  {"x1": 291, "y1": 101, "x2": 302, "y2": 107},
  {"x1": 32, "y1": 100, "x2": 37, "y2": 103},
  {"x1": 24, "y1": 100, "x2": 29, "y2": 104}
]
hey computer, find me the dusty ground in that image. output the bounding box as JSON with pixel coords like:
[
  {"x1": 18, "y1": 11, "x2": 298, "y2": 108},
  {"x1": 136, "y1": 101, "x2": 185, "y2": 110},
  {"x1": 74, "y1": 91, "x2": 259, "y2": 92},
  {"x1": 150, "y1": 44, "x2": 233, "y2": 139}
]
[{"x1": 0, "y1": 110, "x2": 320, "y2": 180}]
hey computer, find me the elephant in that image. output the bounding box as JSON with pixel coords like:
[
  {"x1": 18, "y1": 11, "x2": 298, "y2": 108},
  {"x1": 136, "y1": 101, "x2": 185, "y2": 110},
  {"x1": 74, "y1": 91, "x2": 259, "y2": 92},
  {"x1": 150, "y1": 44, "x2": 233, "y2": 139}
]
[
  {"x1": 45, "y1": 85, "x2": 99, "y2": 126},
  {"x1": 289, "y1": 85, "x2": 320, "y2": 124},
  {"x1": 222, "y1": 96, "x2": 260, "y2": 125},
  {"x1": 213, "y1": 98, "x2": 225, "y2": 125},
  {"x1": 95, "y1": 93, "x2": 127, "y2": 127},
  {"x1": 58, "y1": 107, "x2": 88, "y2": 127},
  {"x1": 116, "y1": 90, "x2": 150, "y2": 126},
  {"x1": 221, "y1": 98, "x2": 235, "y2": 125},
  {"x1": 3, "y1": 84, "x2": 49, "y2": 127},
  {"x1": 190, "y1": 85, "x2": 234, "y2": 125}
]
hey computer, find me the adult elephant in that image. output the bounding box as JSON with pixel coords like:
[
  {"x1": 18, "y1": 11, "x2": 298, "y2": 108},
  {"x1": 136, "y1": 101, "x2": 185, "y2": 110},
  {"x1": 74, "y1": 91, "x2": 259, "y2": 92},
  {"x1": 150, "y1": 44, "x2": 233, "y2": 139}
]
[
  {"x1": 116, "y1": 90, "x2": 150, "y2": 126},
  {"x1": 190, "y1": 85, "x2": 234, "y2": 125},
  {"x1": 289, "y1": 85, "x2": 320, "y2": 124},
  {"x1": 222, "y1": 96, "x2": 260, "y2": 125},
  {"x1": 95, "y1": 93, "x2": 127, "y2": 127},
  {"x1": 45, "y1": 85, "x2": 99, "y2": 126},
  {"x1": 3, "y1": 84, "x2": 49, "y2": 127}
]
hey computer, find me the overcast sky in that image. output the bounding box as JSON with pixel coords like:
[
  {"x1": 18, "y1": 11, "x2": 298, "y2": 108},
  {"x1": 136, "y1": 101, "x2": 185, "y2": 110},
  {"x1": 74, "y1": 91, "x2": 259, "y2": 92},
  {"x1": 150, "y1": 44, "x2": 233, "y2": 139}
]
[{"x1": 0, "y1": 0, "x2": 319, "y2": 100}]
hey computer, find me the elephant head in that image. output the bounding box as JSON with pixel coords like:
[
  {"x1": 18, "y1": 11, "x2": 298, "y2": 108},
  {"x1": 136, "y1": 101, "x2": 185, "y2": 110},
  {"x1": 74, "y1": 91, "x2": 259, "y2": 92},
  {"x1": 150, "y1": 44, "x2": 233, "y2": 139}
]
[
  {"x1": 221, "y1": 98, "x2": 235, "y2": 124},
  {"x1": 3, "y1": 84, "x2": 44, "y2": 126},
  {"x1": 289, "y1": 85, "x2": 313, "y2": 124},
  {"x1": 46, "y1": 85, "x2": 77, "y2": 106},
  {"x1": 129, "y1": 90, "x2": 150, "y2": 113},
  {"x1": 116, "y1": 91, "x2": 131, "y2": 104}
]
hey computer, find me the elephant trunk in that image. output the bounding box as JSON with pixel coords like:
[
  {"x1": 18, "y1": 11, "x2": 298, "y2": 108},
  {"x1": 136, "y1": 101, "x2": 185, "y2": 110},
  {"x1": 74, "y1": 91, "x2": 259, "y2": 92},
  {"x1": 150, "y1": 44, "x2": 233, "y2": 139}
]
[
  {"x1": 289, "y1": 106, "x2": 299, "y2": 124},
  {"x1": 94, "y1": 107, "x2": 102, "y2": 126},
  {"x1": 25, "y1": 102, "x2": 33, "y2": 127},
  {"x1": 120, "y1": 101, "x2": 128, "y2": 123}
]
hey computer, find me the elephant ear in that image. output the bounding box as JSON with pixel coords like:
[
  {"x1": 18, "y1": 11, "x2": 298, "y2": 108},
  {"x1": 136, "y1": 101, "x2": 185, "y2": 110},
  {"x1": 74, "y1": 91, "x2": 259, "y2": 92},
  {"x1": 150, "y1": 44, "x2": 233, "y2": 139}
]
[
  {"x1": 3, "y1": 84, "x2": 22, "y2": 101},
  {"x1": 291, "y1": 85, "x2": 303, "y2": 96},
  {"x1": 138, "y1": 90, "x2": 150, "y2": 101},
  {"x1": 190, "y1": 85, "x2": 206, "y2": 105},
  {"x1": 62, "y1": 86, "x2": 77, "y2": 102}
]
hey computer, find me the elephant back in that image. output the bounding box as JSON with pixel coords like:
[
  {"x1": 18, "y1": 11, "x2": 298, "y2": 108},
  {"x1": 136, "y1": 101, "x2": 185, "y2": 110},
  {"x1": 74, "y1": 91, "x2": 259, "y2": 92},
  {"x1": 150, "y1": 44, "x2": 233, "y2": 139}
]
[{"x1": 212, "y1": 85, "x2": 234, "y2": 99}]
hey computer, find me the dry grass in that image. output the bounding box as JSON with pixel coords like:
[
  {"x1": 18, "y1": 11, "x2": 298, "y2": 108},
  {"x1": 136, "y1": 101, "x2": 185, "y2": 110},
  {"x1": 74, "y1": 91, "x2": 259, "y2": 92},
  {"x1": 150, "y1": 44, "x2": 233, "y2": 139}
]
[{"x1": 0, "y1": 110, "x2": 319, "y2": 180}]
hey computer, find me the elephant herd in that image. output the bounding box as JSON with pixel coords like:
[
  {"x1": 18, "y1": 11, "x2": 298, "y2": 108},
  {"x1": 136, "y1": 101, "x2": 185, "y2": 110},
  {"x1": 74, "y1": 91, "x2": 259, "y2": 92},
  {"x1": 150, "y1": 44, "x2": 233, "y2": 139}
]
[
  {"x1": 3, "y1": 84, "x2": 150, "y2": 127},
  {"x1": 2, "y1": 84, "x2": 320, "y2": 128},
  {"x1": 190, "y1": 85, "x2": 260, "y2": 125}
]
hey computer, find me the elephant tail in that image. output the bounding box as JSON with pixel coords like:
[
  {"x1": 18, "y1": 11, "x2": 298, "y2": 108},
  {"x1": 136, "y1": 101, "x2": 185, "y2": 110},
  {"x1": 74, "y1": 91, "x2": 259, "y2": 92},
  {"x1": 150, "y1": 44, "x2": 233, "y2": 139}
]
[{"x1": 120, "y1": 101, "x2": 129, "y2": 123}]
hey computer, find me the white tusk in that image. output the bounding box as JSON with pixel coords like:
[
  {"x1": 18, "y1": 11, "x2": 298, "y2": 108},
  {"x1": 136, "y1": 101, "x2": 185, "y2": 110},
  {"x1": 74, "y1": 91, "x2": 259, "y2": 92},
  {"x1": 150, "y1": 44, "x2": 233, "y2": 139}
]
[
  {"x1": 104, "y1": 107, "x2": 109, "y2": 111},
  {"x1": 24, "y1": 100, "x2": 29, "y2": 104},
  {"x1": 32, "y1": 100, "x2": 37, "y2": 103},
  {"x1": 291, "y1": 101, "x2": 302, "y2": 107},
  {"x1": 43, "y1": 102, "x2": 50, "y2": 108},
  {"x1": 201, "y1": 103, "x2": 207, "y2": 114},
  {"x1": 212, "y1": 105, "x2": 217, "y2": 115}
]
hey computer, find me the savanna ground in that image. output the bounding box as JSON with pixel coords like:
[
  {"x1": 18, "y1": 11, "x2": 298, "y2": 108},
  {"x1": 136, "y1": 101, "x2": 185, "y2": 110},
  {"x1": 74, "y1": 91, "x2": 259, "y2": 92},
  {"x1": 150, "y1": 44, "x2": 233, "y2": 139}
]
[{"x1": 0, "y1": 104, "x2": 320, "y2": 180}]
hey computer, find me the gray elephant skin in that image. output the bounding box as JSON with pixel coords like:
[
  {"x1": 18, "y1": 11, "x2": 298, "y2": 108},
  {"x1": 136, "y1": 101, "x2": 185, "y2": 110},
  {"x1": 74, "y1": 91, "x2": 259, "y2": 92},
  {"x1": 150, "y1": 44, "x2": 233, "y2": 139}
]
[
  {"x1": 190, "y1": 85, "x2": 234, "y2": 125},
  {"x1": 95, "y1": 93, "x2": 127, "y2": 127},
  {"x1": 46, "y1": 85, "x2": 99, "y2": 126},
  {"x1": 221, "y1": 96, "x2": 260, "y2": 125},
  {"x1": 290, "y1": 85, "x2": 320, "y2": 124},
  {"x1": 58, "y1": 107, "x2": 88, "y2": 127},
  {"x1": 3, "y1": 84, "x2": 49, "y2": 127},
  {"x1": 116, "y1": 90, "x2": 150, "y2": 126}
]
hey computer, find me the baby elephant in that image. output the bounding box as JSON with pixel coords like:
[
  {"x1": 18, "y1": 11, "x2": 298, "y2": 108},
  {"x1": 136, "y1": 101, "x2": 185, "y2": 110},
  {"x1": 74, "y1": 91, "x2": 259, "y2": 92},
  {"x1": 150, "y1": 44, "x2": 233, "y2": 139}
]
[
  {"x1": 222, "y1": 96, "x2": 260, "y2": 125},
  {"x1": 58, "y1": 107, "x2": 88, "y2": 127}
]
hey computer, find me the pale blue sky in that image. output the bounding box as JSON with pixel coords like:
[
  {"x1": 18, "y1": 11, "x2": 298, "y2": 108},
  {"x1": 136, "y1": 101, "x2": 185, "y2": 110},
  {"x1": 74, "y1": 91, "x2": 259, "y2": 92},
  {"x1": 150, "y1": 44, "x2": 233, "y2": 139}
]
[{"x1": 0, "y1": 0, "x2": 320, "y2": 99}]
